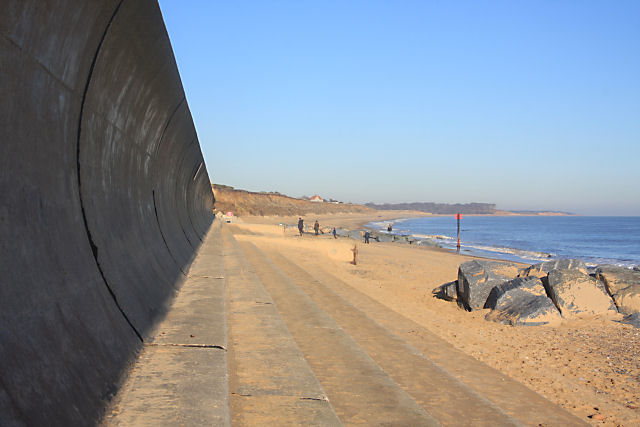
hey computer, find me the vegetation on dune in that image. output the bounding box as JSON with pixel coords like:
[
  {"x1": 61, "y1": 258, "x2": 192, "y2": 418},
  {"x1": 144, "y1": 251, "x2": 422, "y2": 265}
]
[{"x1": 212, "y1": 184, "x2": 373, "y2": 216}]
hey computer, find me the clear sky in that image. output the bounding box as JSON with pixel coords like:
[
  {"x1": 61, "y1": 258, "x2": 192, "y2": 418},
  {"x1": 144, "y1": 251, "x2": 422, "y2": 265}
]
[{"x1": 158, "y1": 0, "x2": 639, "y2": 215}]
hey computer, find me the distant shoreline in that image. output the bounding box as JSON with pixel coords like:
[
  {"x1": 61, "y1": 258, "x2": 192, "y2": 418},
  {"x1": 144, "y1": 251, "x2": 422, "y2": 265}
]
[
  {"x1": 361, "y1": 214, "x2": 639, "y2": 269},
  {"x1": 212, "y1": 183, "x2": 575, "y2": 217},
  {"x1": 372, "y1": 211, "x2": 574, "y2": 217}
]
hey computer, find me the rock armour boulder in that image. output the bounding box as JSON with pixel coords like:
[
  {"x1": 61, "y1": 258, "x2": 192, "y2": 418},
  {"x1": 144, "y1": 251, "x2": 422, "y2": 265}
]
[
  {"x1": 519, "y1": 259, "x2": 587, "y2": 278},
  {"x1": 620, "y1": 313, "x2": 640, "y2": 328},
  {"x1": 484, "y1": 276, "x2": 547, "y2": 309},
  {"x1": 613, "y1": 287, "x2": 640, "y2": 316},
  {"x1": 457, "y1": 260, "x2": 520, "y2": 311},
  {"x1": 484, "y1": 277, "x2": 561, "y2": 326},
  {"x1": 546, "y1": 269, "x2": 617, "y2": 318},
  {"x1": 433, "y1": 281, "x2": 457, "y2": 301},
  {"x1": 595, "y1": 265, "x2": 640, "y2": 315}
]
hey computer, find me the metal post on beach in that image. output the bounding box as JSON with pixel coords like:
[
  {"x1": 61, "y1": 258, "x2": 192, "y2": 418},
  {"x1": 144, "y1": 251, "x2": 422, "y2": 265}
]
[{"x1": 455, "y1": 213, "x2": 462, "y2": 253}]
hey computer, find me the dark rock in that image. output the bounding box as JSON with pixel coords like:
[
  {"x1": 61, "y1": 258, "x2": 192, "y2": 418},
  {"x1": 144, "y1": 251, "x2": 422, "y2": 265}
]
[
  {"x1": 416, "y1": 238, "x2": 438, "y2": 247},
  {"x1": 595, "y1": 265, "x2": 640, "y2": 313},
  {"x1": 613, "y1": 286, "x2": 640, "y2": 316},
  {"x1": 484, "y1": 277, "x2": 561, "y2": 326},
  {"x1": 484, "y1": 277, "x2": 547, "y2": 309},
  {"x1": 596, "y1": 265, "x2": 640, "y2": 315},
  {"x1": 620, "y1": 313, "x2": 640, "y2": 328},
  {"x1": 334, "y1": 228, "x2": 352, "y2": 237},
  {"x1": 546, "y1": 269, "x2": 617, "y2": 318},
  {"x1": 596, "y1": 265, "x2": 640, "y2": 294},
  {"x1": 486, "y1": 295, "x2": 561, "y2": 326},
  {"x1": 336, "y1": 228, "x2": 370, "y2": 240},
  {"x1": 519, "y1": 259, "x2": 587, "y2": 278},
  {"x1": 457, "y1": 260, "x2": 521, "y2": 311},
  {"x1": 342, "y1": 229, "x2": 363, "y2": 239},
  {"x1": 433, "y1": 281, "x2": 457, "y2": 301}
]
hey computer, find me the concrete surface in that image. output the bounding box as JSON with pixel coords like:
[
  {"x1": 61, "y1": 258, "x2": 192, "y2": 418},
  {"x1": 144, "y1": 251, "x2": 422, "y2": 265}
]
[
  {"x1": 104, "y1": 224, "x2": 227, "y2": 426},
  {"x1": 228, "y1": 227, "x2": 586, "y2": 426},
  {"x1": 0, "y1": 1, "x2": 213, "y2": 425},
  {"x1": 104, "y1": 224, "x2": 586, "y2": 426},
  {"x1": 222, "y1": 228, "x2": 340, "y2": 426},
  {"x1": 237, "y1": 240, "x2": 440, "y2": 426}
]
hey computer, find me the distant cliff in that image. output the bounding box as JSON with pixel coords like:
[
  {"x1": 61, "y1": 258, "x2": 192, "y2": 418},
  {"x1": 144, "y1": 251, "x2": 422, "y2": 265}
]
[
  {"x1": 365, "y1": 202, "x2": 496, "y2": 214},
  {"x1": 213, "y1": 185, "x2": 373, "y2": 216}
]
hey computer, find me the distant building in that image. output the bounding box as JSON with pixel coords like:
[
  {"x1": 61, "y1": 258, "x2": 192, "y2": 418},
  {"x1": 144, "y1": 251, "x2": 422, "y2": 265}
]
[{"x1": 309, "y1": 195, "x2": 324, "y2": 203}]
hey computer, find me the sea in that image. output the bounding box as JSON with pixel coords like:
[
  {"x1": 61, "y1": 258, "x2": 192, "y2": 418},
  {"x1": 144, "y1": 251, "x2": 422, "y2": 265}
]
[{"x1": 367, "y1": 216, "x2": 640, "y2": 269}]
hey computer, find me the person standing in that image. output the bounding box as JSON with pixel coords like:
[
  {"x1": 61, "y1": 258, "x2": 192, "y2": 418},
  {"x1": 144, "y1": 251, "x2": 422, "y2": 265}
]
[
  {"x1": 364, "y1": 231, "x2": 370, "y2": 244},
  {"x1": 332, "y1": 227, "x2": 337, "y2": 239},
  {"x1": 298, "y1": 217, "x2": 304, "y2": 236},
  {"x1": 314, "y1": 220, "x2": 320, "y2": 236}
]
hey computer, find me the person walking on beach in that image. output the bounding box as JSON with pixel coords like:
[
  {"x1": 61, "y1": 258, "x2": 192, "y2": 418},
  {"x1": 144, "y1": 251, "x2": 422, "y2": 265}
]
[
  {"x1": 364, "y1": 231, "x2": 370, "y2": 244},
  {"x1": 314, "y1": 220, "x2": 320, "y2": 236},
  {"x1": 332, "y1": 227, "x2": 337, "y2": 239},
  {"x1": 298, "y1": 217, "x2": 304, "y2": 236}
]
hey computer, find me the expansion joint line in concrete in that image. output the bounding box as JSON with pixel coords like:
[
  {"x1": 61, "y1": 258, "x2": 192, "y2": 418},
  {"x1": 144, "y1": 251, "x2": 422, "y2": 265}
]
[
  {"x1": 186, "y1": 161, "x2": 205, "y2": 242},
  {"x1": 173, "y1": 137, "x2": 199, "y2": 249},
  {"x1": 152, "y1": 189, "x2": 187, "y2": 276},
  {"x1": 75, "y1": 0, "x2": 143, "y2": 342},
  {"x1": 230, "y1": 392, "x2": 329, "y2": 402},
  {"x1": 148, "y1": 96, "x2": 189, "y2": 270},
  {"x1": 146, "y1": 343, "x2": 227, "y2": 350},
  {"x1": 184, "y1": 148, "x2": 204, "y2": 244},
  {"x1": 153, "y1": 97, "x2": 185, "y2": 156}
]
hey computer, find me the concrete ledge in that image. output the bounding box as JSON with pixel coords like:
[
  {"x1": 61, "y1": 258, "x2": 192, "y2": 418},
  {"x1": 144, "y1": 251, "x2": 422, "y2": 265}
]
[{"x1": 106, "y1": 226, "x2": 228, "y2": 426}]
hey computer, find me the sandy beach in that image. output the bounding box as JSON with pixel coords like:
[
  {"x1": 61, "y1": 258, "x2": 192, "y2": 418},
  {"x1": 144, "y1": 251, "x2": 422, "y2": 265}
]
[{"x1": 230, "y1": 212, "x2": 640, "y2": 426}]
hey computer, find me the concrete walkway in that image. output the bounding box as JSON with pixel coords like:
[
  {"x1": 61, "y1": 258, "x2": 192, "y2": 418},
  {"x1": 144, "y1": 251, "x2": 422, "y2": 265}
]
[
  {"x1": 104, "y1": 222, "x2": 229, "y2": 426},
  {"x1": 106, "y1": 223, "x2": 586, "y2": 426}
]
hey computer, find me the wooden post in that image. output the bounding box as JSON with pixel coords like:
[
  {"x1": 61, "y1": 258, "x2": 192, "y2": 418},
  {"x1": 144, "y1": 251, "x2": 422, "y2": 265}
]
[{"x1": 351, "y1": 244, "x2": 358, "y2": 265}]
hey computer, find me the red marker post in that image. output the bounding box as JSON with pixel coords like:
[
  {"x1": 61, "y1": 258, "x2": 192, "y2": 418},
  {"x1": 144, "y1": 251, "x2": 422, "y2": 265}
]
[{"x1": 455, "y1": 213, "x2": 462, "y2": 253}]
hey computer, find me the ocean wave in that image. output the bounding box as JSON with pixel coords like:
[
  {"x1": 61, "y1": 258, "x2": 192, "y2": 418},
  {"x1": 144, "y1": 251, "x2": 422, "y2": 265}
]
[
  {"x1": 582, "y1": 258, "x2": 639, "y2": 269},
  {"x1": 367, "y1": 222, "x2": 389, "y2": 230},
  {"x1": 369, "y1": 216, "x2": 639, "y2": 268},
  {"x1": 412, "y1": 234, "x2": 454, "y2": 240},
  {"x1": 391, "y1": 218, "x2": 412, "y2": 224},
  {"x1": 367, "y1": 220, "x2": 404, "y2": 231},
  {"x1": 454, "y1": 243, "x2": 555, "y2": 261}
]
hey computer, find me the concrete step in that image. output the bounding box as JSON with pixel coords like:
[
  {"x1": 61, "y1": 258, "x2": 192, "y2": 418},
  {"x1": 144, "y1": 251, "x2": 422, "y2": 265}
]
[
  {"x1": 252, "y1": 243, "x2": 587, "y2": 426},
  {"x1": 235, "y1": 239, "x2": 440, "y2": 426},
  {"x1": 222, "y1": 228, "x2": 341, "y2": 426},
  {"x1": 105, "y1": 223, "x2": 586, "y2": 426},
  {"x1": 104, "y1": 222, "x2": 230, "y2": 426},
  {"x1": 269, "y1": 253, "x2": 586, "y2": 426}
]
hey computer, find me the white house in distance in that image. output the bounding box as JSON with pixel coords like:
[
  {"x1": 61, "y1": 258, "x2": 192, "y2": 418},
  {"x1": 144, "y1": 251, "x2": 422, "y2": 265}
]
[{"x1": 309, "y1": 195, "x2": 324, "y2": 203}]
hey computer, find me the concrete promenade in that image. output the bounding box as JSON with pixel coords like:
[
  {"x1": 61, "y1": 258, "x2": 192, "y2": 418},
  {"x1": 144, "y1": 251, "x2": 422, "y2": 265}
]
[{"x1": 106, "y1": 222, "x2": 586, "y2": 426}]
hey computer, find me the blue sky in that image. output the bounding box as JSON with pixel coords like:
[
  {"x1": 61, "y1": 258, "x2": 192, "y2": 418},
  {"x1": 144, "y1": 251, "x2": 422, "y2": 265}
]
[{"x1": 158, "y1": 0, "x2": 639, "y2": 215}]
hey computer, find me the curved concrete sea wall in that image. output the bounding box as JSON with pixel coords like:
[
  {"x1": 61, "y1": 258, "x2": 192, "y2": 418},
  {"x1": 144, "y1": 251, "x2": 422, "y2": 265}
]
[{"x1": 0, "y1": 1, "x2": 214, "y2": 425}]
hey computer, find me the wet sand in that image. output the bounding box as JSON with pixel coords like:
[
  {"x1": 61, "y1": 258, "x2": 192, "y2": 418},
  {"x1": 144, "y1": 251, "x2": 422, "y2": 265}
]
[{"x1": 230, "y1": 213, "x2": 640, "y2": 426}]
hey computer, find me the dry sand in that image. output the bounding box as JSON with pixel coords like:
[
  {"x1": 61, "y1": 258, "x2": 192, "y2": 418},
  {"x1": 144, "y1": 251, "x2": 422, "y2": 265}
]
[{"x1": 230, "y1": 212, "x2": 640, "y2": 426}]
